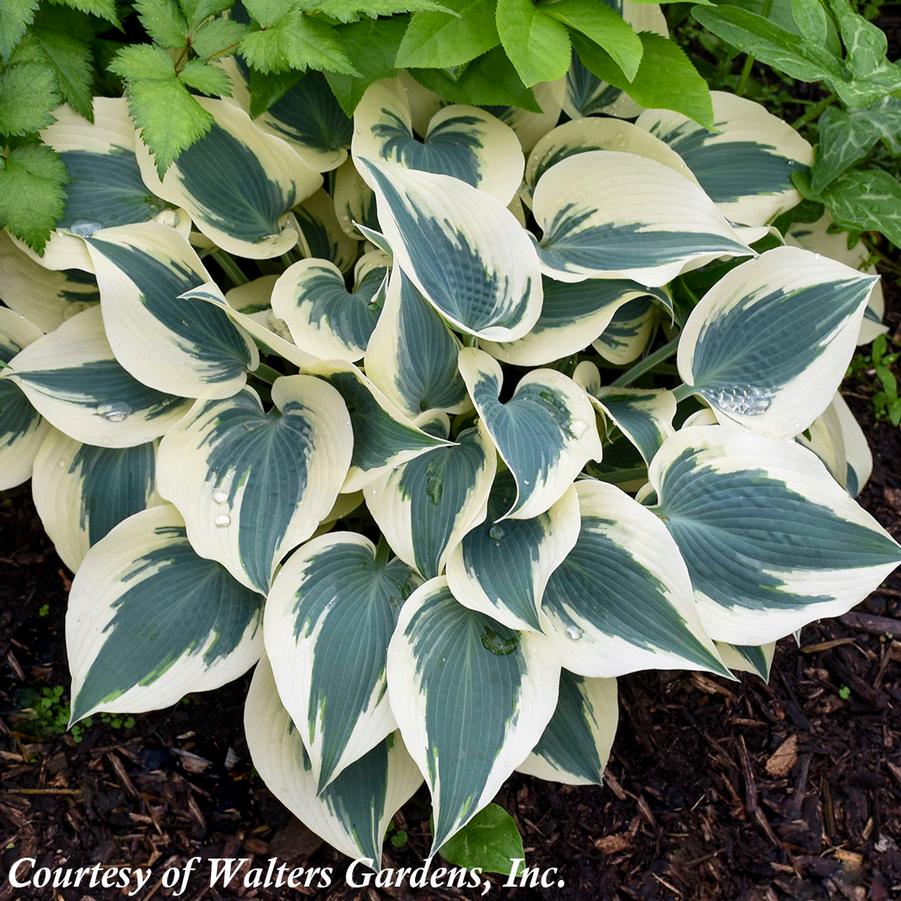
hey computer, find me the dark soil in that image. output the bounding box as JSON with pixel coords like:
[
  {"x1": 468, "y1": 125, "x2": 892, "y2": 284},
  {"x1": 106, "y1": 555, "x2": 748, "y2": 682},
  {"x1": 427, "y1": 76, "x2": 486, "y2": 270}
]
[{"x1": 2, "y1": 303, "x2": 900, "y2": 901}]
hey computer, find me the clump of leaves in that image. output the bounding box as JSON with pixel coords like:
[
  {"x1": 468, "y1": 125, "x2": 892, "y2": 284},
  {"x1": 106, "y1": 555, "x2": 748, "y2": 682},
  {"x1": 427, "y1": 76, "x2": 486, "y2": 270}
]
[{"x1": 849, "y1": 334, "x2": 901, "y2": 426}]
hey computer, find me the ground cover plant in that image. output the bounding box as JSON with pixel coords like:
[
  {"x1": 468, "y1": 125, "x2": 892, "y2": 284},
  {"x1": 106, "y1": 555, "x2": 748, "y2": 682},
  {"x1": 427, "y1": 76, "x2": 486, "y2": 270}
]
[{"x1": 0, "y1": 0, "x2": 899, "y2": 872}]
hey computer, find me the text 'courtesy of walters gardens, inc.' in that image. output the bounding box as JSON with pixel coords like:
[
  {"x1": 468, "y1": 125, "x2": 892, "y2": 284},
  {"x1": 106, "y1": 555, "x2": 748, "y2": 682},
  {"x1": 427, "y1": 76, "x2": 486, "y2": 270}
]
[{"x1": 5, "y1": 856, "x2": 567, "y2": 895}]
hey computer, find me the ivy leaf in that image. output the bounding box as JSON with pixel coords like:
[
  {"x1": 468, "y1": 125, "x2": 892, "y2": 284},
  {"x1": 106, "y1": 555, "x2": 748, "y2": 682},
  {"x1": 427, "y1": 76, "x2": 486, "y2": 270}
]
[
  {"x1": 0, "y1": 143, "x2": 68, "y2": 252},
  {"x1": 823, "y1": 169, "x2": 901, "y2": 249},
  {"x1": 325, "y1": 15, "x2": 407, "y2": 115},
  {"x1": 136, "y1": 0, "x2": 189, "y2": 49},
  {"x1": 0, "y1": 62, "x2": 61, "y2": 136},
  {"x1": 46, "y1": 0, "x2": 121, "y2": 26},
  {"x1": 790, "y1": 0, "x2": 828, "y2": 46},
  {"x1": 178, "y1": 58, "x2": 232, "y2": 94},
  {"x1": 191, "y1": 16, "x2": 248, "y2": 58},
  {"x1": 827, "y1": 0, "x2": 886, "y2": 78},
  {"x1": 296, "y1": 0, "x2": 452, "y2": 22},
  {"x1": 495, "y1": 0, "x2": 571, "y2": 87},
  {"x1": 395, "y1": 0, "x2": 499, "y2": 69},
  {"x1": 438, "y1": 804, "x2": 525, "y2": 877},
  {"x1": 811, "y1": 103, "x2": 901, "y2": 193},
  {"x1": 111, "y1": 43, "x2": 214, "y2": 175},
  {"x1": 542, "y1": 0, "x2": 643, "y2": 82},
  {"x1": 240, "y1": 12, "x2": 359, "y2": 75},
  {"x1": 12, "y1": 12, "x2": 95, "y2": 119},
  {"x1": 410, "y1": 44, "x2": 540, "y2": 109},
  {"x1": 0, "y1": 0, "x2": 39, "y2": 61},
  {"x1": 575, "y1": 32, "x2": 713, "y2": 129}
]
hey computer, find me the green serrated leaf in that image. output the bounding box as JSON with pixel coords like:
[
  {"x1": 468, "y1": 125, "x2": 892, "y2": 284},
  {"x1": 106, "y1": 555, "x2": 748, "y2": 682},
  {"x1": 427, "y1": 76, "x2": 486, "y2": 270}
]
[
  {"x1": 823, "y1": 168, "x2": 901, "y2": 249},
  {"x1": 0, "y1": 142, "x2": 68, "y2": 252},
  {"x1": 542, "y1": 0, "x2": 643, "y2": 82},
  {"x1": 12, "y1": 19, "x2": 94, "y2": 120},
  {"x1": 496, "y1": 0, "x2": 571, "y2": 87},
  {"x1": 243, "y1": 0, "x2": 292, "y2": 27},
  {"x1": 180, "y1": 0, "x2": 233, "y2": 28},
  {"x1": 324, "y1": 15, "x2": 407, "y2": 114},
  {"x1": 239, "y1": 12, "x2": 358, "y2": 75},
  {"x1": 47, "y1": 0, "x2": 121, "y2": 26},
  {"x1": 111, "y1": 44, "x2": 214, "y2": 174},
  {"x1": 410, "y1": 44, "x2": 540, "y2": 109},
  {"x1": 247, "y1": 66, "x2": 301, "y2": 115},
  {"x1": 178, "y1": 57, "x2": 232, "y2": 94},
  {"x1": 136, "y1": 0, "x2": 189, "y2": 49},
  {"x1": 296, "y1": 0, "x2": 451, "y2": 22},
  {"x1": 575, "y1": 31, "x2": 713, "y2": 129},
  {"x1": 438, "y1": 804, "x2": 525, "y2": 877},
  {"x1": 190, "y1": 16, "x2": 248, "y2": 58},
  {"x1": 395, "y1": 0, "x2": 499, "y2": 69},
  {"x1": 0, "y1": 62, "x2": 61, "y2": 136},
  {"x1": 0, "y1": 0, "x2": 39, "y2": 61}
]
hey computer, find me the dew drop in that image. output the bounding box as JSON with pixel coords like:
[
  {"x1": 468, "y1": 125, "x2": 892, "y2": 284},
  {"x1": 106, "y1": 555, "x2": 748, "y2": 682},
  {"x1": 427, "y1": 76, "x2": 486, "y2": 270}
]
[
  {"x1": 614, "y1": 133, "x2": 626, "y2": 148},
  {"x1": 69, "y1": 220, "x2": 103, "y2": 237},
  {"x1": 571, "y1": 418, "x2": 589, "y2": 438},
  {"x1": 707, "y1": 384, "x2": 771, "y2": 417},
  {"x1": 155, "y1": 209, "x2": 180, "y2": 228},
  {"x1": 212, "y1": 489, "x2": 229, "y2": 505},
  {"x1": 57, "y1": 458, "x2": 66, "y2": 469},
  {"x1": 481, "y1": 627, "x2": 519, "y2": 656},
  {"x1": 96, "y1": 402, "x2": 132, "y2": 423},
  {"x1": 489, "y1": 525, "x2": 505, "y2": 542},
  {"x1": 566, "y1": 625, "x2": 583, "y2": 641},
  {"x1": 215, "y1": 513, "x2": 232, "y2": 528}
]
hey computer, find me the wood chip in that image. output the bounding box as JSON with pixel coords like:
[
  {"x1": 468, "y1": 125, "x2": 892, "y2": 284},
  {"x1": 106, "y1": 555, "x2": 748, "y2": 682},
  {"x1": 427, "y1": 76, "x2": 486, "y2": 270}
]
[{"x1": 765, "y1": 734, "x2": 799, "y2": 777}]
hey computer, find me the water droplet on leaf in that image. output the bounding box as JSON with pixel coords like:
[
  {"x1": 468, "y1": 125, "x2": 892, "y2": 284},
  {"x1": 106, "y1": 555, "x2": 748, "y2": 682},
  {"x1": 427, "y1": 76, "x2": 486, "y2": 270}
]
[
  {"x1": 489, "y1": 525, "x2": 505, "y2": 542},
  {"x1": 566, "y1": 625, "x2": 583, "y2": 641},
  {"x1": 481, "y1": 627, "x2": 519, "y2": 656},
  {"x1": 213, "y1": 489, "x2": 229, "y2": 505},
  {"x1": 69, "y1": 220, "x2": 103, "y2": 237},
  {"x1": 96, "y1": 402, "x2": 132, "y2": 423},
  {"x1": 215, "y1": 513, "x2": 231, "y2": 528}
]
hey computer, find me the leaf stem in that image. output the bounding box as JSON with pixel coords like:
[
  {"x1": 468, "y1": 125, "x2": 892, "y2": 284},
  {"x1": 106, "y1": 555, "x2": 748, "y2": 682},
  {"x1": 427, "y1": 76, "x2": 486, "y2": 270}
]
[
  {"x1": 211, "y1": 250, "x2": 249, "y2": 286},
  {"x1": 375, "y1": 535, "x2": 391, "y2": 566},
  {"x1": 672, "y1": 383, "x2": 696, "y2": 402},
  {"x1": 792, "y1": 94, "x2": 835, "y2": 130},
  {"x1": 736, "y1": 0, "x2": 773, "y2": 95},
  {"x1": 251, "y1": 362, "x2": 281, "y2": 384},
  {"x1": 610, "y1": 338, "x2": 680, "y2": 388}
]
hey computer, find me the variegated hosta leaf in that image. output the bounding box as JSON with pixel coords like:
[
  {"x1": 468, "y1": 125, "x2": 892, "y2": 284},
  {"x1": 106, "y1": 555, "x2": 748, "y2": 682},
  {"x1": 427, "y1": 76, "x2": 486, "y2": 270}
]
[
  {"x1": 716, "y1": 642, "x2": 775, "y2": 681},
  {"x1": 353, "y1": 79, "x2": 524, "y2": 205},
  {"x1": 67, "y1": 504, "x2": 263, "y2": 723},
  {"x1": 271, "y1": 256, "x2": 388, "y2": 362},
  {"x1": 41, "y1": 98, "x2": 190, "y2": 260},
  {"x1": 32, "y1": 429, "x2": 159, "y2": 571},
  {"x1": 294, "y1": 189, "x2": 359, "y2": 273},
  {"x1": 356, "y1": 157, "x2": 543, "y2": 342},
  {"x1": 677, "y1": 246, "x2": 878, "y2": 439},
  {"x1": 0, "y1": 309, "x2": 50, "y2": 490},
  {"x1": 540, "y1": 479, "x2": 729, "y2": 678},
  {"x1": 649, "y1": 426, "x2": 901, "y2": 645},
  {"x1": 264, "y1": 532, "x2": 419, "y2": 790},
  {"x1": 446, "y1": 472, "x2": 580, "y2": 632},
  {"x1": 532, "y1": 150, "x2": 750, "y2": 287},
  {"x1": 0, "y1": 232, "x2": 99, "y2": 331},
  {"x1": 575, "y1": 361, "x2": 676, "y2": 466},
  {"x1": 245, "y1": 655, "x2": 422, "y2": 863},
  {"x1": 180, "y1": 281, "x2": 317, "y2": 369},
  {"x1": 228, "y1": 63, "x2": 352, "y2": 172},
  {"x1": 157, "y1": 375, "x2": 352, "y2": 593},
  {"x1": 334, "y1": 158, "x2": 378, "y2": 240},
  {"x1": 6, "y1": 306, "x2": 190, "y2": 448},
  {"x1": 366, "y1": 419, "x2": 496, "y2": 579},
  {"x1": 636, "y1": 91, "x2": 813, "y2": 227},
  {"x1": 458, "y1": 348, "x2": 603, "y2": 520},
  {"x1": 517, "y1": 672, "x2": 617, "y2": 786},
  {"x1": 800, "y1": 393, "x2": 873, "y2": 498},
  {"x1": 135, "y1": 98, "x2": 322, "y2": 259},
  {"x1": 363, "y1": 267, "x2": 469, "y2": 416},
  {"x1": 787, "y1": 213, "x2": 886, "y2": 345},
  {"x1": 85, "y1": 223, "x2": 257, "y2": 398},
  {"x1": 562, "y1": 0, "x2": 668, "y2": 121},
  {"x1": 386, "y1": 577, "x2": 560, "y2": 853},
  {"x1": 482, "y1": 276, "x2": 661, "y2": 367},
  {"x1": 307, "y1": 361, "x2": 450, "y2": 493},
  {"x1": 524, "y1": 118, "x2": 697, "y2": 202},
  {"x1": 492, "y1": 80, "x2": 566, "y2": 153},
  {"x1": 593, "y1": 296, "x2": 657, "y2": 365}
]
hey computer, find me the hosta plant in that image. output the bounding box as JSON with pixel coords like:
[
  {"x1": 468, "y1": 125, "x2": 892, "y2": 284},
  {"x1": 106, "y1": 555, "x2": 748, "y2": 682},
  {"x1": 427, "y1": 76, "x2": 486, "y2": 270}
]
[{"x1": 1, "y1": 48, "x2": 899, "y2": 865}]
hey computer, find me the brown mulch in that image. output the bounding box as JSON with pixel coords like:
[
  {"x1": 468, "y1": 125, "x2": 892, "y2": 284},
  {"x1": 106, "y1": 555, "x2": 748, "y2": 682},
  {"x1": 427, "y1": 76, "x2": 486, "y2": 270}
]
[{"x1": 1, "y1": 302, "x2": 899, "y2": 900}]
